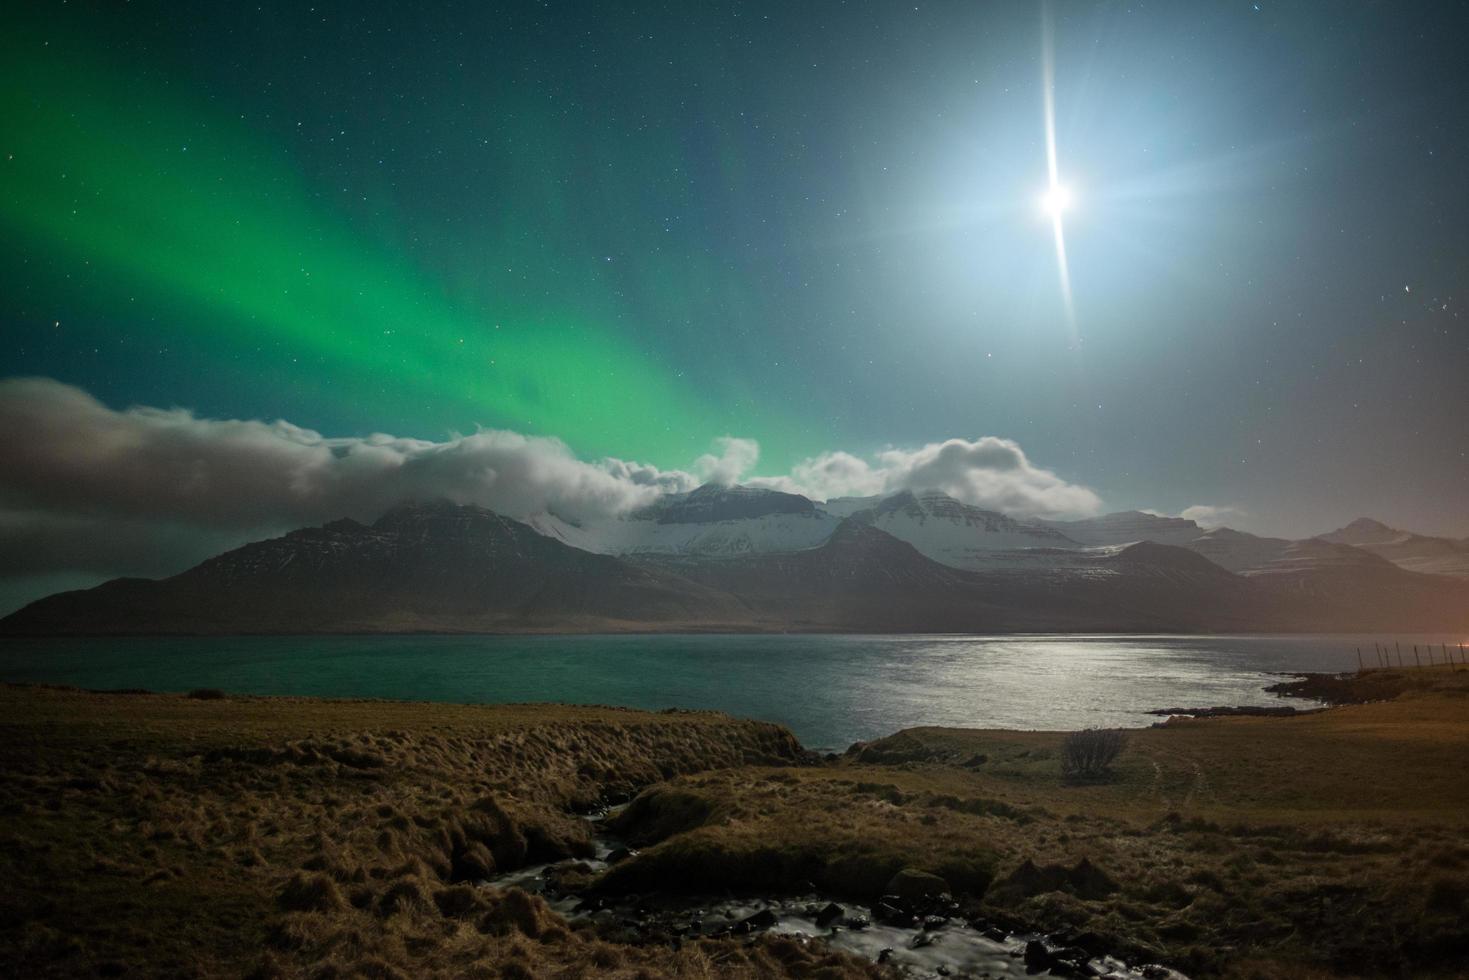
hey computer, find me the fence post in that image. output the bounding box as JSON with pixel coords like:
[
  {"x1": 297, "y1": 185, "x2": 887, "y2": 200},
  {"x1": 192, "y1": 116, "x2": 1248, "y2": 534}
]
[
  {"x1": 1414, "y1": 645, "x2": 1421, "y2": 668},
  {"x1": 1356, "y1": 647, "x2": 1364, "y2": 672},
  {"x1": 1396, "y1": 641, "x2": 1403, "y2": 667}
]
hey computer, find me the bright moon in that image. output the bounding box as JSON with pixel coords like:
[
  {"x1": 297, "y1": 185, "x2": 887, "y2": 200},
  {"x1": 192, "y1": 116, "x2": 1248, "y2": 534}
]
[{"x1": 1041, "y1": 182, "x2": 1073, "y2": 218}]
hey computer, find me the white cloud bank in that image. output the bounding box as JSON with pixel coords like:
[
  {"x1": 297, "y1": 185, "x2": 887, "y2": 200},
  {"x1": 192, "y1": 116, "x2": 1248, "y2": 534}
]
[
  {"x1": 0, "y1": 378, "x2": 1104, "y2": 603},
  {"x1": 748, "y1": 438, "x2": 1103, "y2": 520},
  {"x1": 0, "y1": 377, "x2": 696, "y2": 532}
]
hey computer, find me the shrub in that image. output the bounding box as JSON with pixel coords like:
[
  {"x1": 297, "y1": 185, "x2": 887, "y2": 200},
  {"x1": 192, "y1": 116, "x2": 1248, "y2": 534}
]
[
  {"x1": 1060, "y1": 729, "x2": 1126, "y2": 781},
  {"x1": 187, "y1": 688, "x2": 227, "y2": 700}
]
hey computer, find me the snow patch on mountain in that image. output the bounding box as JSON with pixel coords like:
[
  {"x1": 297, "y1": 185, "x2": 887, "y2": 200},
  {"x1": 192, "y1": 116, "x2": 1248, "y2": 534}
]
[
  {"x1": 1179, "y1": 527, "x2": 1292, "y2": 573},
  {"x1": 527, "y1": 485, "x2": 839, "y2": 557},
  {"x1": 1320, "y1": 518, "x2": 1469, "y2": 578},
  {"x1": 843, "y1": 490, "x2": 1084, "y2": 570}
]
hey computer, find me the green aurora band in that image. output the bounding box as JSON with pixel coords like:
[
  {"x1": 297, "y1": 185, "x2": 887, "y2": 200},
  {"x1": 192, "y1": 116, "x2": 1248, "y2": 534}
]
[{"x1": 0, "y1": 20, "x2": 802, "y2": 467}]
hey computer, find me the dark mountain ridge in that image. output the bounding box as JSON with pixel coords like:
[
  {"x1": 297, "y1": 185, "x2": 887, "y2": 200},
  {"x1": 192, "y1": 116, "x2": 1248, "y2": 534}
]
[
  {"x1": 3, "y1": 501, "x2": 1467, "y2": 635},
  {"x1": 1319, "y1": 517, "x2": 1469, "y2": 578},
  {"x1": 0, "y1": 502, "x2": 750, "y2": 634},
  {"x1": 632, "y1": 484, "x2": 817, "y2": 524}
]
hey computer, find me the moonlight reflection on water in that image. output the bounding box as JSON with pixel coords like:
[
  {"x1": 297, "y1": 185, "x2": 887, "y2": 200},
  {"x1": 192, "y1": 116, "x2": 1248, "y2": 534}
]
[{"x1": 0, "y1": 632, "x2": 1418, "y2": 750}]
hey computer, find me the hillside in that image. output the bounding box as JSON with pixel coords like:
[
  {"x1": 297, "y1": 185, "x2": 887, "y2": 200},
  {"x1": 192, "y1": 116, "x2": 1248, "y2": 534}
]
[
  {"x1": 0, "y1": 502, "x2": 750, "y2": 634},
  {"x1": 5, "y1": 498, "x2": 1469, "y2": 635},
  {"x1": 1320, "y1": 517, "x2": 1469, "y2": 578}
]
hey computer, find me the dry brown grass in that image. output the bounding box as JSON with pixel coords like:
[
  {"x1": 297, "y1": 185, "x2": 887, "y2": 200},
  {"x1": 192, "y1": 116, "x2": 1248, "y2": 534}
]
[
  {"x1": 5, "y1": 669, "x2": 1468, "y2": 978},
  {"x1": 602, "y1": 669, "x2": 1469, "y2": 978},
  {"x1": 0, "y1": 685, "x2": 883, "y2": 979}
]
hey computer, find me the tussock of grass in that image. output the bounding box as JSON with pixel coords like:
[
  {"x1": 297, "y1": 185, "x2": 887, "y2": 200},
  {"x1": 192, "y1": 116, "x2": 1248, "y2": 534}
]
[
  {"x1": 278, "y1": 872, "x2": 347, "y2": 913},
  {"x1": 599, "y1": 771, "x2": 999, "y2": 901}
]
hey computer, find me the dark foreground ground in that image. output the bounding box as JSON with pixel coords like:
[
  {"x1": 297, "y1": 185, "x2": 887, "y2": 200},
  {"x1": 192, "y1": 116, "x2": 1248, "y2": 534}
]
[{"x1": 1, "y1": 667, "x2": 1466, "y2": 979}]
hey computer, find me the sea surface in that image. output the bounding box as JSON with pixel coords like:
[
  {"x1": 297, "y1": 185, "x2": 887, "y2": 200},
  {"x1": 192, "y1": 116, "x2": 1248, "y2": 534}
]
[{"x1": 1, "y1": 633, "x2": 1462, "y2": 750}]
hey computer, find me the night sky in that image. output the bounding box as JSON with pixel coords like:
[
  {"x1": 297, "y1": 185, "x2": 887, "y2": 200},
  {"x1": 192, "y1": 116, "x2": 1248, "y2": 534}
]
[{"x1": 2, "y1": 0, "x2": 1467, "y2": 607}]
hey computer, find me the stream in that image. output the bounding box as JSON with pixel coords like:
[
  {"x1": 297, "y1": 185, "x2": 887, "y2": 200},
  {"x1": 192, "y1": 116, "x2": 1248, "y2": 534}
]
[{"x1": 484, "y1": 808, "x2": 1188, "y2": 980}]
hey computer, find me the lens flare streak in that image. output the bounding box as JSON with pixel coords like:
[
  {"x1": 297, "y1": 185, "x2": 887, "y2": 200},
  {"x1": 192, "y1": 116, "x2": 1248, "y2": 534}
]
[{"x1": 1041, "y1": 8, "x2": 1077, "y2": 340}]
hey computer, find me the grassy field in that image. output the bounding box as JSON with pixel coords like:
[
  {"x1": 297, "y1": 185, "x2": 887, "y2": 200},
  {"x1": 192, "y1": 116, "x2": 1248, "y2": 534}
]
[
  {"x1": 0, "y1": 686, "x2": 879, "y2": 979},
  {"x1": 1, "y1": 668, "x2": 1466, "y2": 978},
  {"x1": 602, "y1": 667, "x2": 1469, "y2": 978}
]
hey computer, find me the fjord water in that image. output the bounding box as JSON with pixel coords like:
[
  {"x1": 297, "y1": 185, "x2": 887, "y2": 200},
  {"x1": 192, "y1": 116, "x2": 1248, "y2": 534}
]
[{"x1": 1, "y1": 633, "x2": 1459, "y2": 750}]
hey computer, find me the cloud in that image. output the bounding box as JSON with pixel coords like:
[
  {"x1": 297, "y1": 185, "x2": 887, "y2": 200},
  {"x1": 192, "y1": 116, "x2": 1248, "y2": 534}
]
[
  {"x1": 598, "y1": 458, "x2": 699, "y2": 494},
  {"x1": 1178, "y1": 504, "x2": 1246, "y2": 528},
  {"x1": 752, "y1": 437, "x2": 1102, "y2": 519},
  {"x1": 0, "y1": 378, "x2": 703, "y2": 597},
  {"x1": 693, "y1": 436, "x2": 760, "y2": 486},
  {"x1": 0, "y1": 377, "x2": 694, "y2": 532},
  {"x1": 0, "y1": 379, "x2": 1103, "y2": 611},
  {"x1": 750, "y1": 450, "x2": 885, "y2": 501}
]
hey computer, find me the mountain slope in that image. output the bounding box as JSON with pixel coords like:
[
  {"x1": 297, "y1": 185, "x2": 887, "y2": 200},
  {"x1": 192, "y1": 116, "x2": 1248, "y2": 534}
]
[
  {"x1": 842, "y1": 490, "x2": 1080, "y2": 569},
  {"x1": 529, "y1": 484, "x2": 841, "y2": 558},
  {"x1": 6, "y1": 504, "x2": 1467, "y2": 635},
  {"x1": 631, "y1": 521, "x2": 1001, "y2": 631},
  {"x1": 1178, "y1": 527, "x2": 1292, "y2": 573},
  {"x1": 1320, "y1": 518, "x2": 1469, "y2": 579},
  {"x1": 1241, "y1": 537, "x2": 1469, "y2": 629},
  {"x1": 0, "y1": 503, "x2": 749, "y2": 634},
  {"x1": 637, "y1": 522, "x2": 1319, "y2": 632},
  {"x1": 962, "y1": 540, "x2": 1318, "y2": 632},
  {"x1": 1044, "y1": 510, "x2": 1203, "y2": 547}
]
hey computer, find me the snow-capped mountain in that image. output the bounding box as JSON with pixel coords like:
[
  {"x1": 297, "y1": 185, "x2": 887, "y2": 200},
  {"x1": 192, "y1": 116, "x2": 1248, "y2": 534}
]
[
  {"x1": 1319, "y1": 518, "x2": 1469, "y2": 579},
  {"x1": 1242, "y1": 537, "x2": 1394, "y2": 578},
  {"x1": 842, "y1": 490, "x2": 1082, "y2": 570},
  {"x1": 527, "y1": 484, "x2": 841, "y2": 558},
  {"x1": 1321, "y1": 517, "x2": 1407, "y2": 547},
  {"x1": 6, "y1": 500, "x2": 1468, "y2": 635},
  {"x1": 1178, "y1": 527, "x2": 1292, "y2": 573},
  {"x1": 1044, "y1": 510, "x2": 1204, "y2": 547},
  {"x1": 533, "y1": 486, "x2": 1083, "y2": 569},
  {"x1": 1235, "y1": 536, "x2": 1469, "y2": 626},
  {"x1": 524, "y1": 486, "x2": 1469, "y2": 591}
]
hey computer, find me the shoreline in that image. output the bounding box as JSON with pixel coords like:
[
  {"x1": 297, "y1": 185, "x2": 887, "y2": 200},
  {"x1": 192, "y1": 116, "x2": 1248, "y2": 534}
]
[
  {"x1": 0, "y1": 633, "x2": 1406, "y2": 749},
  {"x1": 4, "y1": 628, "x2": 1466, "y2": 638}
]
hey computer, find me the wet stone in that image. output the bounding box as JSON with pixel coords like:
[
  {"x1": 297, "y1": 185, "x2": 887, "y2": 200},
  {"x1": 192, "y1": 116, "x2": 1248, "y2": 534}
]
[
  {"x1": 874, "y1": 896, "x2": 916, "y2": 927},
  {"x1": 735, "y1": 908, "x2": 778, "y2": 933},
  {"x1": 814, "y1": 902, "x2": 845, "y2": 928}
]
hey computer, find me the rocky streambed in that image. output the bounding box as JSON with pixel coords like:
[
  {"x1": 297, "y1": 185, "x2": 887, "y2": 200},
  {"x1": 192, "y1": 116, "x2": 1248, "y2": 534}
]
[{"x1": 484, "y1": 807, "x2": 1188, "y2": 980}]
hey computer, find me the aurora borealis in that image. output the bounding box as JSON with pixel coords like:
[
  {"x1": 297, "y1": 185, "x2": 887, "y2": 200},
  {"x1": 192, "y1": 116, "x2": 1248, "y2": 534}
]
[
  {"x1": 0, "y1": 5, "x2": 792, "y2": 463},
  {"x1": 2, "y1": 1, "x2": 1468, "y2": 611}
]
